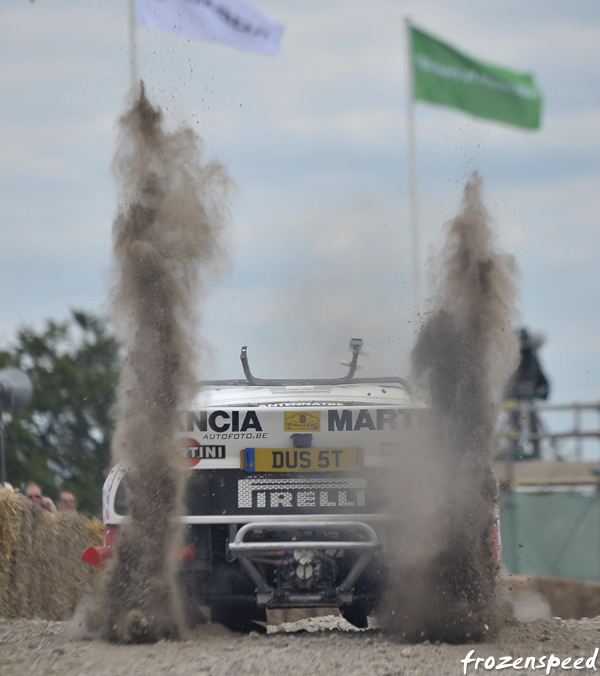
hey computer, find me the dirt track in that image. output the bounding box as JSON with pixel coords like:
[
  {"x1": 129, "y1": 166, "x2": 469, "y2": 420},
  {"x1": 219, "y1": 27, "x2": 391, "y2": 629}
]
[{"x1": 2, "y1": 612, "x2": 599, "y2": 676}]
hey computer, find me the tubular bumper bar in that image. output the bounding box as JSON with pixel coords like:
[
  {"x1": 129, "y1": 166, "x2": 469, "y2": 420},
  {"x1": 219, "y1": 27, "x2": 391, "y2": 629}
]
[{"x1": 228, "y1": 521, "x2": 380, "y2": 605}]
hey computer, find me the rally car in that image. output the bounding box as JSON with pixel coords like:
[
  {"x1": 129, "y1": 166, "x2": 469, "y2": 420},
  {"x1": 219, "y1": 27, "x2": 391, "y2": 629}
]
[{"x1": 84, "y1": 339, "x2": 498, "y2": 634}]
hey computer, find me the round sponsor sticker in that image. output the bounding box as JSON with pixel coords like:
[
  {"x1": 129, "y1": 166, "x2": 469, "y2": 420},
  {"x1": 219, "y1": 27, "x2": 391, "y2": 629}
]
[{"x1": 178, "y1": 437, "x2": 202, "y2": 467}]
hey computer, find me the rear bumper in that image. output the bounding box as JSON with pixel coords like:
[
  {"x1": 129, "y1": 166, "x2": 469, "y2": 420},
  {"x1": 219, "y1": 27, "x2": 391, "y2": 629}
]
[{"x1": 227, "y1": 520, "x2": 381, "y2": 606}]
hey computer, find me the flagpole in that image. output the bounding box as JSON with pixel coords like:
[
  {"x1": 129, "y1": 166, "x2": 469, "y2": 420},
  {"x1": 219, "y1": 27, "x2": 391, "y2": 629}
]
[
  {"x1": 404, "y1": 17, "x2": 421, "y2": 324},
  {"x1": 128, "y1": 0, "x2": 140, "y2": 94}
]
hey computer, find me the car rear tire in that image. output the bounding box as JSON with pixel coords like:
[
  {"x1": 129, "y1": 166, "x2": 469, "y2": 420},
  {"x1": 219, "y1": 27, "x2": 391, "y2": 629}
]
[{"x1": 340, "y1": 604, "x2": 370, "y2": 629}]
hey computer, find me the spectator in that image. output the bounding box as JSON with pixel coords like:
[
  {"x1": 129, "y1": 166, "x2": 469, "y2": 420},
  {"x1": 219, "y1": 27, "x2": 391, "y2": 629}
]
[
  {"x1": 24, "y1": 481, "x2": 56, "y2": 512},
  {"x1": 56, "y1": 490, "x2": 77, "y2": 511},
  {"x1": 504, "y1": 328, "x2": 550, "y2": 459}
]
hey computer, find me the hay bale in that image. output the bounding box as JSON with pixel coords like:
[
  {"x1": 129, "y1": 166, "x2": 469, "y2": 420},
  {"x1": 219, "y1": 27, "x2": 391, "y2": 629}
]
[
  {"x1": 86, "y1": 517, "x2": 104, "y2": 546},
  {"x1": 0, "y1": 489, "x2": 101, "y2": 620},
  {"x1": 0, "y1": 487, "x2": 25, "y2": 615}
]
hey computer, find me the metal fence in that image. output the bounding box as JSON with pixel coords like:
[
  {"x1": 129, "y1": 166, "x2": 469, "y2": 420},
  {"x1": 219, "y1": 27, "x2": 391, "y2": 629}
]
[{"x1": 498, "y1": 401, "x2": 600, "y2": 461}]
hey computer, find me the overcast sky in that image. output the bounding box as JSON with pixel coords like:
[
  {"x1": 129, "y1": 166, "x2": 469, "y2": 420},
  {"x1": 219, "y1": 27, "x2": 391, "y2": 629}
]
[{"x1": 1, "y1": 0, "x2": 599, "y2": 415}]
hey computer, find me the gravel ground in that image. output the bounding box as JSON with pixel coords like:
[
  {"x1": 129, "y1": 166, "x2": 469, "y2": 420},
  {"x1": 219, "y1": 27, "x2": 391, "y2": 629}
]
[{"x1": 2, "y1": 613, "x2": 600, "y2": 676}]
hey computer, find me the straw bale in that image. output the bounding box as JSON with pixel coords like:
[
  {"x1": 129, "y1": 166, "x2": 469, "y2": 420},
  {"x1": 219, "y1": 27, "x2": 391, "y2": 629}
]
[
  {"x1": 0, "y1": 487, "x2": 25, "y2": 615},
  {"x1": 86, "y1": 517, "x2": 105, "y2": 546},
  {"x1": 0, "y1": 490, "x2": 101, "y2": 620}
]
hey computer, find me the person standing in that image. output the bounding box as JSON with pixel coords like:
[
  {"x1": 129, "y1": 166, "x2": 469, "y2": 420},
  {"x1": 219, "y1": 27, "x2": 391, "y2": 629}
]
[{"x1": 504, "y1": 329, "x2": 550, "y2": 459}]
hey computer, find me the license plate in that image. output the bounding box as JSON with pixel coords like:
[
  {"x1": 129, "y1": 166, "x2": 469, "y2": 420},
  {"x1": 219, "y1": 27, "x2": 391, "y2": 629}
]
[{"x1": 241, "y1": 447, "x2": 362, "y2": 473}]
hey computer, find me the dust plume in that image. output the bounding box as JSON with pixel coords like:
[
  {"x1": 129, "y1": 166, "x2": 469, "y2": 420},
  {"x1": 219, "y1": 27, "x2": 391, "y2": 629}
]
[
  {"x1": 86, "y1": 83, "x2": 230, "y2": 643},
  {"x1": 383, "y1": 173, "x2": 519, "y2": 642}
]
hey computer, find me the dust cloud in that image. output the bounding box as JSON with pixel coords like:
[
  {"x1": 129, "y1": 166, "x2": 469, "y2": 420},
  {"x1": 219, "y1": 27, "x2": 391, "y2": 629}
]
[
  {"x1": 382, "y1": 173, "x2": 519, "y2": 642},
  {"x1": 86, "y1": 83, "x2": 231, "y2": 643}
]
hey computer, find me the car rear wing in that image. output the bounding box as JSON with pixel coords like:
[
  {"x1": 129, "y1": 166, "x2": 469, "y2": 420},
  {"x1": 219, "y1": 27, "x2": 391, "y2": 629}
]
[{"x1": 197, "y1": 339, "x2": 412, "y2": 393}]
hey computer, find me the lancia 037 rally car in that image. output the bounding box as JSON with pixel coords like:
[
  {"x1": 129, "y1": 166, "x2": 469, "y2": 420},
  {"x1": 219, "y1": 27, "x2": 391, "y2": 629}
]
[{"x1": 84, "y1": 339, "x2": 499, "y2": 634}]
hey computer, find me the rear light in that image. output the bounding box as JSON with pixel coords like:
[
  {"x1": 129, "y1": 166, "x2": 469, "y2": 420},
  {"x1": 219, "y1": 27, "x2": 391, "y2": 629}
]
[
  {"x1": 181, "y1": 543, "x2": 195, "y2": 561},
  {"x1": 491, "y1": 512, "x2": 502, "y2": 578}
]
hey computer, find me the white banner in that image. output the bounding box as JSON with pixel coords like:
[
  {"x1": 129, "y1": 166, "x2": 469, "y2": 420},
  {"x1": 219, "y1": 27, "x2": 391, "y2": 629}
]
[{"x1": 136, "y1": 0, "x2": 284, "y2": 55}]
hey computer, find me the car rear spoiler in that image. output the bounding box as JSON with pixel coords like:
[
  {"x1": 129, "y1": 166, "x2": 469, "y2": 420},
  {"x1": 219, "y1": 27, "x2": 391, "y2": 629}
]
[{"x1": 197, "y1": 338, "x2": 412, "y2": 393}]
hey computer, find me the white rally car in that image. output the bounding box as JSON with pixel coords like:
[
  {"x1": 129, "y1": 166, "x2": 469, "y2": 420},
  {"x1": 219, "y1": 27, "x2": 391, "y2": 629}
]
[{"x1": 85, "y1": 339, "x2": 498, "y2": 634}]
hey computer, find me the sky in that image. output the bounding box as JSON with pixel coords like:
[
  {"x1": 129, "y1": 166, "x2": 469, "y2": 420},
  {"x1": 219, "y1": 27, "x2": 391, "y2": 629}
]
[{"x1": 1, "y1": 0, "x2": 600, "y2": 438}]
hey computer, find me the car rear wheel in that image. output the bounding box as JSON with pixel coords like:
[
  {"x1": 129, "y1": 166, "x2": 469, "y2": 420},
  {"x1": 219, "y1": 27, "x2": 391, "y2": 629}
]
[{"x1": 340, "y1": 604, "x2": 370, "y2": 629}]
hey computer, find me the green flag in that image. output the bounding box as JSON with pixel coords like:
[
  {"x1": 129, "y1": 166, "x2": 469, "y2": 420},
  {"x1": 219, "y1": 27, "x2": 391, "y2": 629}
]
[{"x1": 410, "y1": 25, "x2": 542, "y2": 130}]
